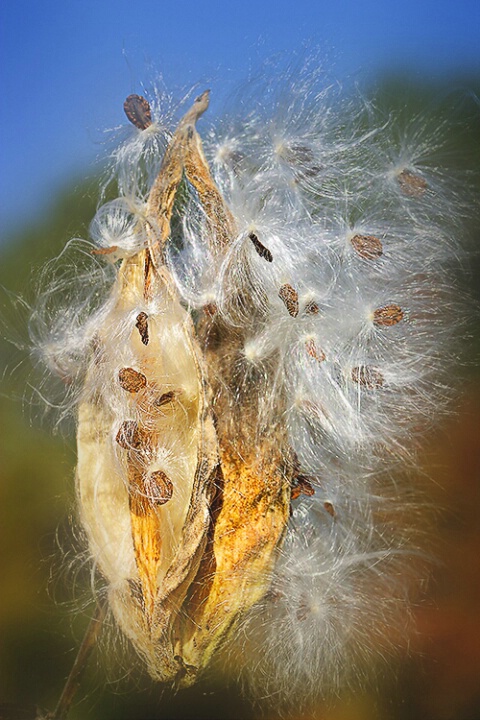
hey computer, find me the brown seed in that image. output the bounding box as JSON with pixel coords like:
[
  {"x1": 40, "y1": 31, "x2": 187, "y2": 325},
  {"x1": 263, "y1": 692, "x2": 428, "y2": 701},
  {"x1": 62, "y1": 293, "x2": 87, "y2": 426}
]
[
  {"x1": 279, "y1": 283, "x2": 299, "y2": 317},
  {"x1": 397, "y1": 168, "x2": 428, "y2": 198},
  {"x1": 249, "y1": 232, "x2": 273, "y2": 262},
  {"x1": 291, "y1": 475, "x2": 316, "y2": 500},
  {"x1": 118, "y1": 367, "x2": 148, "y2": 392},
  {"x1": 123, "y1": 94, "x2": 152, "y2": 130},
  {"x1": 324, "y1": 501, "x2": 336, "y2": 517},
  {"x1": 154, "y1": 390, "x2": 176, "y2": 407},
  {"x1": 373, "y1": 304, "x2": 404, "y2": 327},
  {"x1": 203, "y1": 302, "x2": 218, "y2": 317},
  {"x1": 91, "y1": 245, "x2": 119, "y2": 256},
  {"x1": 135, "y1": 312, "x2": 149, "y2": 345},
  {"x1": 116, "y1": 420, "x2": 148, "y2": 450},
  {"x1": 304, "y1": 300, "x2": 319, "y2": 315},
  {"x1": 305, "y1": 338, "x2": 326, "y2": 362},
  {"x1": 145, "y1": 470, "x2": 174, "y2": 505},
  {"x1": 350, "y1": 234, "x2": 383, "y2": 260},
  {"x1": 351, "y1": 365, "x2": 384, "y2": 389}
]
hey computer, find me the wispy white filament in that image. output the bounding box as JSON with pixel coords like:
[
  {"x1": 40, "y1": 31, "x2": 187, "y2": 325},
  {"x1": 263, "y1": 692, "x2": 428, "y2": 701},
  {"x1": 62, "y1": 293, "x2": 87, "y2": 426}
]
[{"x1": 31, "y1": 55, "x2": 474, "y2": 709}]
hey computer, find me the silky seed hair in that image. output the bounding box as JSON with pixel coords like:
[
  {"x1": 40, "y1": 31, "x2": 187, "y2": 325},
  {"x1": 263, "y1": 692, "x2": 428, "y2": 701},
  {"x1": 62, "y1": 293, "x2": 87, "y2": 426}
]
[{"x1": 31, "y1": 54, "x2": 474, "y2": 710}]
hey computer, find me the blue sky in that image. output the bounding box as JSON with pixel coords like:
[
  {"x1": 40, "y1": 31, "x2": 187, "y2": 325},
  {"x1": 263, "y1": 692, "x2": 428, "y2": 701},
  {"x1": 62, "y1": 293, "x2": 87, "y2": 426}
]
[{"x1": 1, "y1": 0, "x2": 479, "y2": 241}]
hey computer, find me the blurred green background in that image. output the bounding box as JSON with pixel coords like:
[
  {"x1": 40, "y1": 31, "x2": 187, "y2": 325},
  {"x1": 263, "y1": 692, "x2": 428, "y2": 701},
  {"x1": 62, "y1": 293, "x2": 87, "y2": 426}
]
[{"x1": 0, "y1": 77, "x2": 480, "y2": 720}]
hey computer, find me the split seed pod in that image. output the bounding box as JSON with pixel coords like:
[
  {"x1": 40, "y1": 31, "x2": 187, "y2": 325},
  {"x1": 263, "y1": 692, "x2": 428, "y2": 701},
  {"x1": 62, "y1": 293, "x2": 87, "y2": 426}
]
[{"x1": 76, "y1": 92, "x2": 291, "y2": 684}]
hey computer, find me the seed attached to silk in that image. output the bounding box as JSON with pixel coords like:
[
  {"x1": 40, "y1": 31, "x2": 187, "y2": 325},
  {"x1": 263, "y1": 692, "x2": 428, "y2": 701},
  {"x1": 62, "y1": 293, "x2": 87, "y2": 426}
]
[
  {"x1": 118, "y1": 367, "x2": 148, "y2": 392},
  {"x1": 351, "y1": 234, "x2": 383, "y2": 260},
  {"x1": 279, "y1": 284, "x2": 299, "y2": 317},
  {"x1": 124, "y1": 94, "x2": 153, "y2": 130},
  {"x1": 373, "y1": 304, "x2": 404, "y2": 327}
]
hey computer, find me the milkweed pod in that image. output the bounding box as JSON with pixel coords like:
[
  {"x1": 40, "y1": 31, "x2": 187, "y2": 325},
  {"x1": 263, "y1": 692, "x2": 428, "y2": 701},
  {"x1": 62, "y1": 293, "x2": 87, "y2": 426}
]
[
  {"x1": 76, "y1": 91, "x2": 292, "y2": 684},
  {"x1": 76, "y1": 248, "x2": 219, "y2": 679}
]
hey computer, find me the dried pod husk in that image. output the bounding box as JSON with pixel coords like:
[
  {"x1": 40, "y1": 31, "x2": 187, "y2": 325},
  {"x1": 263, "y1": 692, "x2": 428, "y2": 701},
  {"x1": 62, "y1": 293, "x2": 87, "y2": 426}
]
[
  {"x1": 77, "y1": 250, "x2": 219, "y2": 681},
  {"x1": 175, "y1": 315, "x2": 292, "y2": 682},
  {"x1": 77, "y1": 90, "x2": 292, "y2": 686},
  {"x1": 77, "y1": 250, "x2": 218, "y2": 680},
  {"x1": 170, "y1": 109, "x2": 292, "y2": 682}
]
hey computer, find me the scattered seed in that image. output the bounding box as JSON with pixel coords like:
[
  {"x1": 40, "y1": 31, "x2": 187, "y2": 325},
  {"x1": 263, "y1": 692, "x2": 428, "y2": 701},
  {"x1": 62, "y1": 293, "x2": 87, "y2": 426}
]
[
  {"x1": 154, "y1": 390, "x2": 176, "y2": 407},
  {"x1": 305, "y1": 338, "x2": 326, "y2": 362},
  {"x1": 135, "y1": 312, "x2": 149, "y2": 346},
  {"x1": 291, "y1": 475, "x2": 315, "y2": 500},
  {"x1": 249, "y1": 232, "x2": 273, "y2": 262},
  {"x1": 124, "y1": 94, "x2": 152, "y2": 130},
  {"x1": 351, "y1": 365, "x2": 384, "y2": 389},
  {"x1": 203, "y1": 302, "x2": 218, "y2": 317},
  {"x1": 91, "y1": 245, "x2": 119, "y2": 256},
  {"x1": 373, "y1": 304, "x2": 404, "y2": 327},
  {"x1": 116, "y1": 420, "x2": 148, "y2": 450},
  {"x1": 351, "y1": 234, "x2": 383, "y2": 260},
  {"x1": 304, "y1": 300, "x2": 319, "y2": 315},
  {"x1": 279, "y1": 283, "x2": 299, "y2": 317},
  {"x1": 146, "y1": 470, "x2": 174, "y2": 505},
  {"x1": 324, "y1": 501, "x2": 336, "y2": 517},
  {"x1": 118, "y1": 367, "x2": 148, "y2": 392},
  {"x1": 397, "y1": 168, "x2": 428, "y2": 198}
]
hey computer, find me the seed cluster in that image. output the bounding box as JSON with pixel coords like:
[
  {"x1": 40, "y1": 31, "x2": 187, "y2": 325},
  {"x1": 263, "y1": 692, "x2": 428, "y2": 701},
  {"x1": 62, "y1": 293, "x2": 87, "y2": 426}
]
[{"x1": 35, "y1": 60, "x2": 470, "y2": 709}]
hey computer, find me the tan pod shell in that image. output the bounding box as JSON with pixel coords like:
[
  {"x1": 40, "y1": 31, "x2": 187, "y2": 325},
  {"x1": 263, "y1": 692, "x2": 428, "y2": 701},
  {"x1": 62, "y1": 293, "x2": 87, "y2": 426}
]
[{"x1": 76, "y1": 91, "x2": 292, "y2": 684}]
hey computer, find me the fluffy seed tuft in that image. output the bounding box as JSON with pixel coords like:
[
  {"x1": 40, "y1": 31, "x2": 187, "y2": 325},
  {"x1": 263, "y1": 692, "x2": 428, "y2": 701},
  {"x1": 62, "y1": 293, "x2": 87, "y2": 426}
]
[{"x1": 30, "y1": 54, "x2": 476, "y2": 711}]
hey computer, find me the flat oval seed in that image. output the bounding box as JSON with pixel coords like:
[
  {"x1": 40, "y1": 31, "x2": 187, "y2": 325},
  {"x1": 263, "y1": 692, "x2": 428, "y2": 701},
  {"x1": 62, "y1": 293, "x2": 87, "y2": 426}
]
[
  {"x1": 116, "y1": 420, "x2": 149, "y2": 450},
  {"x1": 118, "y1": 367, "x2": 148, "y2": 392},
  {"x1": 397, "y1": 168, "x2": 428, "y2": 198},
  {"x1": 279, "y1": 283, "x2": 299, "y2": 317},
  {"x1": 124, "y1": 94, "x2": 152, "y2": 130},
  {"x1": 146, "y1": 470, "x2": 174, "y2": 505},
  {"x1": 351, "y1": 365, "x2": 384, "y2": 389},
  {"x1": 373, "y1": 304, "x2": 404, "y2": 327},
  {"x1": 351, "y1": 234, "x2": 383, "y2": 260}
]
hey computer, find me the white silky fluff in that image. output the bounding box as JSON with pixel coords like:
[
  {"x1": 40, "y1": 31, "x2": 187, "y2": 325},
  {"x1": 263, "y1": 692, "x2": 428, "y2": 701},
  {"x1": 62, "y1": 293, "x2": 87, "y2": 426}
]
[
  {"x1": 171, "y1": 59, "x2": 469, "y2": 704},
  {"x1": 32, "y1": 55, "x2": 472, "y2": 707}
]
